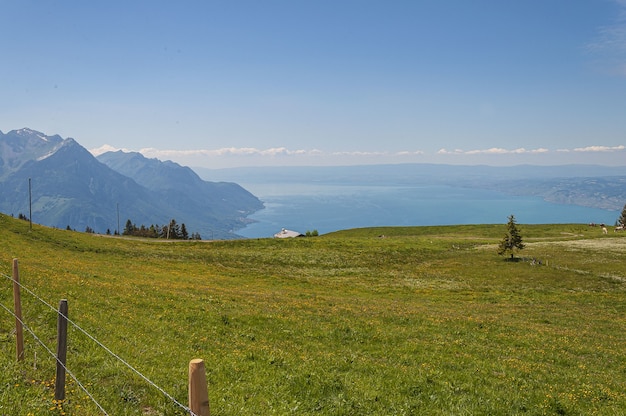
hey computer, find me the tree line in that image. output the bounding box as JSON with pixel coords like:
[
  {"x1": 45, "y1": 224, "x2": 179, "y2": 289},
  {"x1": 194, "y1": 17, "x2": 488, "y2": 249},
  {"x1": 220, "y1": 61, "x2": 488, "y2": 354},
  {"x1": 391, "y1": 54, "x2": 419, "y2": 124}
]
[
  {"x1": 14, "y1": 212, "x2": 202, "y2": 239},
  {"x1": 122, "y1": 219, "x2": 201, "y2": 240}
]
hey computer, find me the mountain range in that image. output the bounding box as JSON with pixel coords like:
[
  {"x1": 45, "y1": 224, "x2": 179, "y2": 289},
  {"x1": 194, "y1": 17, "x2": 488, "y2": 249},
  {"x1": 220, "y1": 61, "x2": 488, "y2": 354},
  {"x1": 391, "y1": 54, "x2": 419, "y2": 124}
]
[
  {"x1": 3, "y1": 127, "x2": 625, "y2": 239},
  {"x1": 0, "y1": 128, "x2": 263, "y2": 238},
  {"x1": 198, "y1": 164, "x2": 626, "y2": 212}
]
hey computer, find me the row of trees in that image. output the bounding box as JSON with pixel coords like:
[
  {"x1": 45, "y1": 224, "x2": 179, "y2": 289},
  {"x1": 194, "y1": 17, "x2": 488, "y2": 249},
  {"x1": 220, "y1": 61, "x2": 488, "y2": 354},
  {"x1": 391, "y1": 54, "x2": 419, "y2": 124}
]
[
  {"x1": 16, "y1": 212, "x2": 202, "y2": 239},
  {"x1": 122, "y1": 219, "x2": 201, "y2": 240}
]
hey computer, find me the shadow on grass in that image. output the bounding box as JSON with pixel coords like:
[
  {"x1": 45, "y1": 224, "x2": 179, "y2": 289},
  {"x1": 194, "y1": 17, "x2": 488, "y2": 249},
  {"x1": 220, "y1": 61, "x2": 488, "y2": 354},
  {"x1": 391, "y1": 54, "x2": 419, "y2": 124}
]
[
  {"x1": 503, "y1": 257, "x2": 522, "y2": 262},
  {"x1": 503, "y1": 256, "x2": 544, "y2": 265}
]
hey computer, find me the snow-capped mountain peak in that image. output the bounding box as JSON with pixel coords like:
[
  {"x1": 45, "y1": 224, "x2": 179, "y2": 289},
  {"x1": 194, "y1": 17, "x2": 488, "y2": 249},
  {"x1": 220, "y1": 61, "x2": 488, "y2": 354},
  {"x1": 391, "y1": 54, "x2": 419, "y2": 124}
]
[{"x1": 16, "y1": 128, "x2": 48, "y2": 141}]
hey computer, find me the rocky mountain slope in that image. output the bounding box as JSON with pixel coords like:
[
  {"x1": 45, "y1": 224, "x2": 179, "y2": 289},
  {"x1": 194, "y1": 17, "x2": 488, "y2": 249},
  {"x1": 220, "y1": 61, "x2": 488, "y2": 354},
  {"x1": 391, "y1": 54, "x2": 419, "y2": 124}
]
[{"x1": 0, "y1": 128, "x2": 263, "y2": 238}]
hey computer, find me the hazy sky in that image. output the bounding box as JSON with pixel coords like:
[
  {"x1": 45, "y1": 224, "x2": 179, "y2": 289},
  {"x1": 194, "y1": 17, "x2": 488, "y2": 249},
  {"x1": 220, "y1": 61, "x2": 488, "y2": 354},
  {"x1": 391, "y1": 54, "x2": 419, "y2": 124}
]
[{"x1": 2, "y1": 1, "x2": 626, "y2": 168}]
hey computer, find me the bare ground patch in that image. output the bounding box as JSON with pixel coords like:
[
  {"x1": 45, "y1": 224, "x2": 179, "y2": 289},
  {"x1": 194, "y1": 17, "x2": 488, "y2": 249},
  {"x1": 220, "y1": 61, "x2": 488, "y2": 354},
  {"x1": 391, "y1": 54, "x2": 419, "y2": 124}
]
[{"x1": 529, "y1": 237, "x2": 626, "y2": 254}]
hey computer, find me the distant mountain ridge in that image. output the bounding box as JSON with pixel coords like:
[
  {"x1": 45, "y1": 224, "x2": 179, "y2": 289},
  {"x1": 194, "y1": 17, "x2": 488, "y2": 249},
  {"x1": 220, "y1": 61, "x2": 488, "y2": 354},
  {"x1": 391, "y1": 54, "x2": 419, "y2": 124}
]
[
  {"x1": 0, "y1": 128, "x2": 263, "y2": 238},
  {"x1": 198, "y1": 164, "x2": 626, "y2": 212},
  {"x1": 97, "y1": 150, "x2": 264, "y2": 230}
]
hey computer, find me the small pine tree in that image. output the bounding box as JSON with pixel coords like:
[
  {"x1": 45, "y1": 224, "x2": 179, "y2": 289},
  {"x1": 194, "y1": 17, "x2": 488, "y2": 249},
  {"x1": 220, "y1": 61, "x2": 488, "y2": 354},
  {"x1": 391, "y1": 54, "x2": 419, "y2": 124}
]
[
  {"x1": 123, "y1": 219, "x2": 135, "y2": 236},
  {"x1": 618, "y1": 203, "x2": 626, "y2": 226},
  {"x1": 498, "y1": 214, "x2": 525, "y2": 259},
  {"x1": 168, "y1": 219, "x2": 181, "y2": 239}
]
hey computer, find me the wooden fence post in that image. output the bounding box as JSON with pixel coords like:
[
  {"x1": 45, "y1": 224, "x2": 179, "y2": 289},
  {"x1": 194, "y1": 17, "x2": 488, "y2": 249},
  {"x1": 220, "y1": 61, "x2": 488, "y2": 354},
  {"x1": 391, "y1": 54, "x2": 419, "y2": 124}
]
[
  {"x1": 189, "y1": 359, "x2": 210, "y2": 416},
  {"x1": 12, "y1": 259, "x2": 24, "y2": 362},
  {"x1": 55, "y1": 299, "x2": 68, "y2": 401}
]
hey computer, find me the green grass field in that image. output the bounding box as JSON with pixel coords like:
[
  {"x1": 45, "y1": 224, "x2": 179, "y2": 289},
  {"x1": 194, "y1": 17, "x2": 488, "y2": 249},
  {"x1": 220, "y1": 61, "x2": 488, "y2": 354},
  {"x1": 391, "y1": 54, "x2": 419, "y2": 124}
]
[{"x1": 1, "y1": 213, "x2": 625, "y2": 415}]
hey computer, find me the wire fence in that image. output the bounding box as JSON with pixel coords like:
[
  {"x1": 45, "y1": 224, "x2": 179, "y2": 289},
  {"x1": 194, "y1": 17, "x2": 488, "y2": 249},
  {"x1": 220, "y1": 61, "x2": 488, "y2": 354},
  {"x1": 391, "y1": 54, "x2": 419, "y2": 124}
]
[
  {"x1": 1, "y1": 269, "x2": 199, "y2": 416},
  {"x1": 0, "y1": 300, "x2": 109, "y2": 414}
]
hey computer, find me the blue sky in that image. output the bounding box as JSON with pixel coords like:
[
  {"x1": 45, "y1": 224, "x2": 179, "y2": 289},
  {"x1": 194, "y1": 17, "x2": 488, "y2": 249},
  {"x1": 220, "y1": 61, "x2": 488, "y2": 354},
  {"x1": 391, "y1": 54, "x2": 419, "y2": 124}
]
[{"x1": 2, "y1": 0, "x2": 626, "y2": 168}]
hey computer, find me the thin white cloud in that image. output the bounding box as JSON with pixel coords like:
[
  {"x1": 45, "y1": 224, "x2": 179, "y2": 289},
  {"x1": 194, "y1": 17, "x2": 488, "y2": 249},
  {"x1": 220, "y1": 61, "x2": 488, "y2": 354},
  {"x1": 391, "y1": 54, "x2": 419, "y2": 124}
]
[
  {"x1": 90, "y1": 144, "x2": 625, "y2": 168},
  {"x1": 585, "y1": 0, "x2": 626, "y2": 76},
  {"x1": 466, "y1": 147, "x2": 509, "y2": 155},
  {"x1": 573, "y1": 145, "x2": 625, "y2": 152},
  {"x1": 329, "y1": 150, "x2": 425, "y2": 157},
  {"x1": 125, "y1": 147, "x2": 425, "y2": 159},
  {"x1": 437, "y1": 148, "x2": 464, "y2": 154},
  {"x1": 331, "y1": 150, "x2": 389, "y2": 157},
  {"x1": 396, "y1": 150, "x2": 425, "y2": 156},
  {"x1": 588, "y1": 26, "x2": 626, "y2": 54},
  {"x1": 136, "y1": 147, "x2": 315, "y2": 158},
  {"x1": 437, "y1": 147, "x2": 548, "y2": 155},
  {"x1": 90, "y1": 144, "x2": 130, "y2": 156}
]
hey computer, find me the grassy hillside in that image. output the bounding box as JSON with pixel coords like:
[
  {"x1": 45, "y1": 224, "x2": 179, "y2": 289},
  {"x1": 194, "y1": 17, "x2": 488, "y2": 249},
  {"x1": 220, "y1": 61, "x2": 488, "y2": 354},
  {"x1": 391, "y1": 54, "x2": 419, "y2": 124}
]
[{"x1": 1, "y1": 214, "x2": 625, "y2": 415}]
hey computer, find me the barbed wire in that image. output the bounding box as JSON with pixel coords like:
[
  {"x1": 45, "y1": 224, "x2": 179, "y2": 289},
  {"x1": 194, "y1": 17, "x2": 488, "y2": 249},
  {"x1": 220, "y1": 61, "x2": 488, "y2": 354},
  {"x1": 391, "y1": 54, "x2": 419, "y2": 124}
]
[
  {"x1": 0, "y1": 300, "x2": 110, "y2": 415},
  {"x1": 1, "y1": 271, "x2": 198, "y2": 416}
]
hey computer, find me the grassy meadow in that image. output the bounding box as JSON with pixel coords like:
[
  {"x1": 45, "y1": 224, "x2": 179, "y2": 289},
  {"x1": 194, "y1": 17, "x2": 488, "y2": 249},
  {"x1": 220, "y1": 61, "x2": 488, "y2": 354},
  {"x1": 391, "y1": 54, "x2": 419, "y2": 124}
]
[{"x1": 1, "y1": 213, "x2": 626, "y2": 415}]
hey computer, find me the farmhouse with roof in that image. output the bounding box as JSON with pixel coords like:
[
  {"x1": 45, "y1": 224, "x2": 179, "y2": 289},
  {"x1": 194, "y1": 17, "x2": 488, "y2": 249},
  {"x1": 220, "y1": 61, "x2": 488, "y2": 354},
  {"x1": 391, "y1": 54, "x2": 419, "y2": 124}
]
[{"x1": 274, "y1": 228, "x2": 304, "y2": 238}]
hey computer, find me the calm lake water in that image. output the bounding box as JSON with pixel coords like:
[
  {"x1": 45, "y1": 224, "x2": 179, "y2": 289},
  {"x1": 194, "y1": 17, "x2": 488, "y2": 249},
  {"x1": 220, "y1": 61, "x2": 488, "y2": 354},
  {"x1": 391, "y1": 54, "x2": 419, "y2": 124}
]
[{"x1": 236, "y1": 183, "x2": 619, "y2": 238}]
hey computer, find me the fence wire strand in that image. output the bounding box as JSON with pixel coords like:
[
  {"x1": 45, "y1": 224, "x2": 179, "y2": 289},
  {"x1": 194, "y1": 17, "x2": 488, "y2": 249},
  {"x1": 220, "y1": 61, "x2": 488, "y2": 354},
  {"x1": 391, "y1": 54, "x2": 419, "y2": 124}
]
[
  {"x1": 1, "y1": 271, "x2": 197, "y2": 416},
  {"x1": 0, "y1": 300, "x2": 110, "y2": 415}
]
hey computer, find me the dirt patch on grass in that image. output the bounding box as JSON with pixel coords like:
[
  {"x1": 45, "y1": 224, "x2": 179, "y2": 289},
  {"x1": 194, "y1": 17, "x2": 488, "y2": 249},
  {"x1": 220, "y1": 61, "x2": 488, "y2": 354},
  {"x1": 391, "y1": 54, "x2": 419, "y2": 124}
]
[{"x1": 530, "y1": 237, "x2": 626, "y2": 253}]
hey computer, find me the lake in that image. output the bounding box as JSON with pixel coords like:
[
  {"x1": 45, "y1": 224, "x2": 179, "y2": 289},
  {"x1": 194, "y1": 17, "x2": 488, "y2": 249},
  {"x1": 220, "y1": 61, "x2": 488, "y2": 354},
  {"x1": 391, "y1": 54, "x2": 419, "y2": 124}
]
[{"x1": 236, "y1": 183, "x2": 619, "y2": 238}]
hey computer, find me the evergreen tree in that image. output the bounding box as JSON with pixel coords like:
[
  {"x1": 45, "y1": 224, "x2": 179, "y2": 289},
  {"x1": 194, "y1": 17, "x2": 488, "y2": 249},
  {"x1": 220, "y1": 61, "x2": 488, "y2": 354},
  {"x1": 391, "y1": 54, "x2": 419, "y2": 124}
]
[
  {"x1": 498, "y1": 214, "x2": 525, "y2": 259},
  {"x1": 181, "y1": 223, "x2": 189, "y2": 240},
  {"x1": 123, "y1": 219, "x2": 135, "y2": 236},
  {"x1": 618, "y1": 203, "x2": 626, "y2": 226},
  {"x1": 137, "y1": 224, "x2": 151, "y2": 237},
  {"x1": 168, "y1": 219, "x2": 181, "y2": 239}
]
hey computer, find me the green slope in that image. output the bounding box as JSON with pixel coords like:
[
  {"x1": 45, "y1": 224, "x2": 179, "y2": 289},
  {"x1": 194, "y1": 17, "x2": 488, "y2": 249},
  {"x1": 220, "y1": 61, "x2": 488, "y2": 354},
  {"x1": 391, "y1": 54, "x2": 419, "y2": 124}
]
[{"x1": 1, "y1": 214, "x2": 625, "y2": 415}]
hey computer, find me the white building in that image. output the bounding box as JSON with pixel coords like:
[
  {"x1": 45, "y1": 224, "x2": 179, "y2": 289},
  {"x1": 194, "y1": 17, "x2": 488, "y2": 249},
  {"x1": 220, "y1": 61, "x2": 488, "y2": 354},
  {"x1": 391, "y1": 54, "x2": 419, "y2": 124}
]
[{"x1": 274, "y1": 228, "x2": 303, "y2": 238}]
